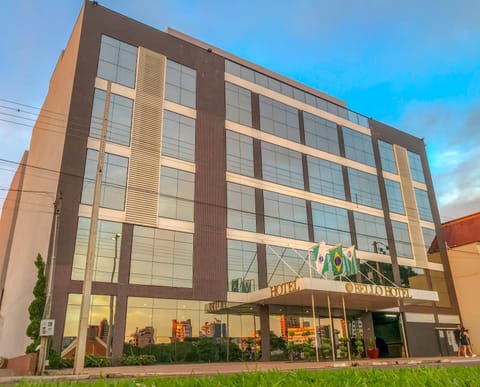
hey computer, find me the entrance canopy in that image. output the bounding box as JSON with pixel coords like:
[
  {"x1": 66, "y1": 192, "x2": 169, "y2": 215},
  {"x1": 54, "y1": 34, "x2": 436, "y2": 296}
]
[{"x1": 206, "y1": 277, "x2": 439, "y2": 314}]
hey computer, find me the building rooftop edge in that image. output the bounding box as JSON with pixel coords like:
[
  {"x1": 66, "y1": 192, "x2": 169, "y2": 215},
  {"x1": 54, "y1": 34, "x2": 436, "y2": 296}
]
[
  {"x1": 442, "y1": 212, "x2": 480, "y2": 227},
  {"x1": 166, "y1": 27, "x2": 346, "y2": 108}
]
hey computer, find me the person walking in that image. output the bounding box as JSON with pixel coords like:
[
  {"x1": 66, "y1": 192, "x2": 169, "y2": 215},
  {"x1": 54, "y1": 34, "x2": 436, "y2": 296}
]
[
  {"x1": 454, "y1": 325, "x2": 464, "y2": 356},
  {"x1": 462, "y1": 329, "x2": 477, "y2": 357}
]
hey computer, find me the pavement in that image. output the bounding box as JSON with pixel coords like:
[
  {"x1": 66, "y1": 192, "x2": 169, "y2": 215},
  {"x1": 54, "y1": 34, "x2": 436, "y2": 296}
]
[{"x1": 0, "y1": 356, "x2": 479, "y2": 384}]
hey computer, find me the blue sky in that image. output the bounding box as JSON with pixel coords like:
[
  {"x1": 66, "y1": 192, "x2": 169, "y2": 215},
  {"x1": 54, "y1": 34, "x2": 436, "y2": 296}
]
[{"x1": 0, "y1": 0, "x2": 479, "y2": 221}]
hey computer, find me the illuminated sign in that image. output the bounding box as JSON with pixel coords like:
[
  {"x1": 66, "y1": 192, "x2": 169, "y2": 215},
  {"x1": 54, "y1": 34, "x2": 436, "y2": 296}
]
[
  {"x1": 270, "y1": 279, "x2": 300, "y2": 297},
  {"x1": 345, "y1": 282, "x2": 412, "y2": 299},
  {"x1": 205, "y1": 301, "x2": 228, "y2": 313}
]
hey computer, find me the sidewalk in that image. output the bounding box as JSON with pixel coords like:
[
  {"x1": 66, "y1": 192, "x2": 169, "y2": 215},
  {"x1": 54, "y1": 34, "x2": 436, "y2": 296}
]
[{"x1": 1, "y1": 356, "x2": 479, "y2": 384}]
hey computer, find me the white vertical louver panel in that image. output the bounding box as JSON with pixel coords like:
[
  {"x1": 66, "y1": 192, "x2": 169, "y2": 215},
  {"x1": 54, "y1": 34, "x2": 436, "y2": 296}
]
[
  {"x1": 126, "y1": 47, "x2": 166, "y2": 226},
  {"x1": 394, "y1": 145, "x2": 428, "y2": 268}
]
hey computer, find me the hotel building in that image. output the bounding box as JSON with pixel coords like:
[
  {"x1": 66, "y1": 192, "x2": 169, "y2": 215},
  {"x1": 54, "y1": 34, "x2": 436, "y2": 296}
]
[{"x1": 0, "y1": 1, "x2": 460, "y2": 361}]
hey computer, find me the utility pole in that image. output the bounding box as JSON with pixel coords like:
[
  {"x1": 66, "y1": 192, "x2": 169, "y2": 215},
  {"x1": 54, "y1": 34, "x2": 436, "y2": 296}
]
[
  {"x1": 36, "y1": 193, "x2": 62, "y2": 375},
  {"x1": 106, "y1": 232, "x2": 121, "y2": 358},
  {"x1": 73, "y1": 81, "x2": 112, "y2": 374}
]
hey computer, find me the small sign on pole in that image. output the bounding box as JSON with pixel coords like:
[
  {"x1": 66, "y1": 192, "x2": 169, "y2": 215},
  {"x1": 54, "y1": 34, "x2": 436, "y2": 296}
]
[{"x1": 40, "y1": 319, "x2": 55, "y2": 337}]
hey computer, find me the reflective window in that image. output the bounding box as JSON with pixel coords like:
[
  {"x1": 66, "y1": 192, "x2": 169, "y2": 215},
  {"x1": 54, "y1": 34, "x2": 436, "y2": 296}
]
[
  {"x1": 353, "y1": 212, "x2": 387, "y2": 253},
  {"x1": 422, "y1": 227, "x2": 436, "y2": 254},
  {"x1": 225, "y1": 60, "x2": 369, "y2": 127},
  {"x1": 360, "y1": 260, "x2": 394, "y2": 286},
  {"x1": 158, "y1": 166, "x2": 194, "y2": 222},
  {"x1": 430, "y1": 270, "x2": 451, "y2": 307},
  {"x1": 259, "y1": 96, "x2": 300, "y2": 142},
  {"x1": 391, "y1": 220, "x2": 412, "y2": 258},
  {"x1": 63, "y1": 294, "x2": 116, "y2": 350},
  {"x1": 90, "y1": 89, "x2": 133, "y2": 146},
  {"x1": 162, "y1": 110, "x2": 195, "y2": 162},
  {"x1": 348, "y1": 168, "x2": 382, "y2": 209},
  {"x1": 378, "y1": 140, "x2": 397, "y2": 174},
  {"x1": 71, "y1": 217, "x2": 122, "y2": 282},
  {"x1": 225, "y1": 82, "x2": 252, "y2": 127},
  {"x1": 414, "y1": 188, "x2": 433, "y2": 222},
  {"x1": 384, "y1": 179, "x2": 404, "y2": 214},
  {"x1": 97, "y1": 35, "x2": 137, "y2": 88},
  {"x1": 227, "y1": 183, "x2": 256, "y2": 232},
  {"x1": 130, "y1": 226, "x2": 193, "y2": 288},
  {"x1": 264, "y1": 191, "x2": 308, "y2": 240},
  {"x1": 304, "y1": 112, "x2": 339, "y2": 155},
  {"x1": 228, "y1": 240, "x2": 258, "y2": 292},
  {"x1": 125, "y1": 298, "x2": 221, "y2": 347},
  {"x1": 408, "y1": 150, "x2": 425, "y2": 183},
  {"x1": 226, "y1": 131, "x2": 254, "y2": 177},
  {"x1": 165, "y1": 60, "x2": 196, "y2": 108},
  {"x1": 262, "y1": 142, "x2": 304, "y2": 189},
  {"x1": 81, "y1": 149, "x2": 128, "y2": 211},
  {"x1": 267, "y1": 246, "x2": 309, "y2": 286},
  {"x1": 342, "y1": 127, "x2": 375, "y2": 167},
  {"x1": 399, "y1": 265, "x2": 429, "y2": 290},
  {"x1": 307, "y1": 155, "x2": 345, "y2": 200},
  {"x1": 311, "y1": 203, "x2": 350, "y2": 246}
]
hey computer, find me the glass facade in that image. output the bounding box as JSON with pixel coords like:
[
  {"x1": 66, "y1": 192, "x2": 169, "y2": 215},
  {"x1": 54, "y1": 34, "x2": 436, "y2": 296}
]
[
  {"x1": 399, "y1": 265, "x2": 429, "y2": 290},
  {"x1": 129, "y1": 226, "x2": 193, "y2": 288},
  {"x1": 311, "y1": 203, "x2": 351, "y2": 246},
  {"x1": 307, "y1": 155, "x2": 345, "y2": 200},
  {"x1": 342, "y1": 127, "x2": 375, "y2": 167},
  {"x1": 225, "y1": 82, "x2": 252, "y2": 127},
  {"x1": 90, "y1": 89, "x2": 133, "y2": 146},
  {"x1": 71, "y1": 217, "x2": 123, "y2": 282},
  {"x1": 348, "y1": 168, "x2": 382, "y2": 209},
  {"x1": 408, "y1": 150, "x2": 425, "y2": 183},
  {"x1": 353, "y1": 212, "x2": 388, "y2": 253},
  {"x1": 97, "y1": 35, "x2": 137, "y2": 88},
  {"x1": 264, "y1": 191, "x2": 308, "y2": 240},
  {"x1": 391, "y1": 220, "x2": 412, "y2": 258},
  {"x1": 261, "y1": 142, "x2": 304, "y2": 189},
  {"x1": 227, "y1": 240, "x2": 258, "y2": 292},
  {"x1": 227, "y1": 183, "x2": 256, "y2": 232},
  {"x1": 165, "y1": 60, "x2": 196, "y2": 108},
  {"x1": 303, "y1": 112, "x2": 339, "y2": 155},
  {"x1": 384, "y1": 179, "x2": 405, "y2": 214},
  {"x1": 162, "y1": 110, "x2": 195, "y2": 162},
  {"x1": 81, "y1": 149, "x2": 129, "y2": 211},
  {"x1": 158, "y1": 166, "x2": 195, "y2": 222},
  {"x1": 259, "y1": 96, "x2": 300, "y2": 142},
  {"x1": 266, "y1": 246, "x2": 309, "y2": 286},
  {"x1": 378, "y1": 140, "x2": 397, "y2": 174},
  {"x1": 414, "y1": 188, "x2": 433, "y2": 222},
  {"x1": 226, "y1": 131, "x2": 254, "y2": 177}
]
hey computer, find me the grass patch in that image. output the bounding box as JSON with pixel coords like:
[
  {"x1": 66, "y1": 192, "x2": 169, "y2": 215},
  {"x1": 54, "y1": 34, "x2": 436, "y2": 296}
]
[{"x1": 17, "y1": 366, "x2": 480, "y2": 387}]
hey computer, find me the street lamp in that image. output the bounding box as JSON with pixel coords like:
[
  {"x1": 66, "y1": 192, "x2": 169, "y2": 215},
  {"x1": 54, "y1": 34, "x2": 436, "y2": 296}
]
[{"x1": 106, "y1": 232, "x2": 121, "y2": 358}]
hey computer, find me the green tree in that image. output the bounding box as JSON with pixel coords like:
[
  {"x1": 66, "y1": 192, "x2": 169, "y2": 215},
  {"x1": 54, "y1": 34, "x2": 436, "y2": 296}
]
[{"x1": 26, "y1": 254, "x2": 46, "y2": 353}]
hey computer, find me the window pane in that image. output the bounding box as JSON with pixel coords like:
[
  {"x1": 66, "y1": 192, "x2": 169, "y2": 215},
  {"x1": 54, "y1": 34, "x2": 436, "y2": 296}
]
[
  {"x1": 81, "y1": 149, "x2": 128, "y2": 211},
  {"x1": 227, "y1": 183, "x2": 256, "y2": 232},
  {"x1": 304, "y1": 112, "x2": 339, "y2": 155},
  {"x1": 97, "y1": 35, "x2": 137, "y2": 88},
  {"x1": 158, "y1": 166, "x2": 194, "y2": 222},
  {"x1": 312, "y1": 203, "x2": 350, "y2": 246},
  {"x1": 130, "y1": 226, "x2": 193, "y2": 287},
  {"x1": 162, "y1": 110, "x2": 195, "y2": 162},
  {"x1": 228, "y1": 240, "x2": 258, "y2": 292},
  {"x1": 378, "y1": 140, "x2": 397, "y2": 174},
  {"x1": 408, "y1": 150, "x2": 425, "y2": 183},
  {"x1": 343, "y1": 127, "x2": 375, "y2": 167},
  {"x1": 226, "y1": 131, "x2": 254, "y2": 177},
  {"x1": 385, "y1": 179, "x2": 404, "y2": 214},
  {"x1": 414, "y1": 188, "x2": 433, "y2": 222},
  {"x1": 267, "y1": 246, "x2": 309, "y2": 286},
  {"x1": 259, "y1": 96, "x2": 299, "y2": 142},
  {"x1": 71, "y1": 217, "x2": 122, "y2": 282},
  {"x1": 264, "y1": 191, "x2": 308, "y2": 240},
  {"x1": 392, "y1": 220, "x2": 412, "y2": 258},
  {"x1": 165, "y1": 60, "x2": 196, "y2": 108},
  {"x1": 307, "y1": 155, "x2": 345, "y2": 200},
  {"x1": 348, "y1": 168, "x2": 381, "y2": 209},
  {"x1": 262, "y1": 142, "x2": 304, "y2": 189},
  {"x1": 353, "y1": 212, "x2": 388, "y2": 253},
  {"x1": 225, "y1": 82, "x2": 252, "y2": 127}
]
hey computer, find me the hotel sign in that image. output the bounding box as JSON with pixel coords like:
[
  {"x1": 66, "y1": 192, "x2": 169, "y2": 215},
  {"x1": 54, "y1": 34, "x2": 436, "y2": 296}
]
[
  {"x1": 205, "y1": 301, "x2": 228, "y2": 313},
  {"x1": 270, "y1": 279, "x2": 300, "y2": 297},
  {"x1": 345, "y1": 282, "x2": 412, "y2": 299}
]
